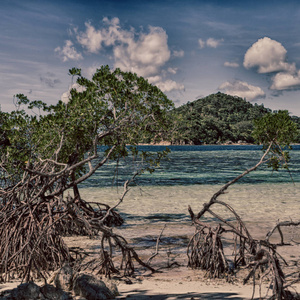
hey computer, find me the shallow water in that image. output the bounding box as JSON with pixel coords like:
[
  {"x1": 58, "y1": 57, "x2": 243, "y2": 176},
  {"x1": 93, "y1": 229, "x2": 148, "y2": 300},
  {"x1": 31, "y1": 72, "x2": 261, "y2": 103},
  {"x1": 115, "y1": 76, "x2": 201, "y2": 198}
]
[
  {"x1": 79, "y1": 182, "x2": 300, "y2": 226},
  {"x1": 77, "y1": 144, "x2": 300, "y2": 228},
  {"x1": 81, "y1": 145, "x2": 300, "y2": 188}
]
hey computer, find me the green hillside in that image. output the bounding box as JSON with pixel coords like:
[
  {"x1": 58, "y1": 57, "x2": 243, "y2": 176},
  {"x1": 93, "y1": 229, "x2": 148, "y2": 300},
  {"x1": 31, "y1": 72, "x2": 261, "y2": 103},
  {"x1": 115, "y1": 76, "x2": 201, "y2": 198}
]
[{"x1": 170, "y1": 92, "x2": 300, "y2": 145}]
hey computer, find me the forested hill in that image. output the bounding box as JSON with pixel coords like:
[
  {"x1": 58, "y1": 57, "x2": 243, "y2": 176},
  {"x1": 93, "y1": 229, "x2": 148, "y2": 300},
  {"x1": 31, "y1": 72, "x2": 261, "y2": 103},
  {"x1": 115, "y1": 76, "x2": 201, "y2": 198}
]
[{"x1": 170, "y1": 92, "x2": 300, "y2": 145}]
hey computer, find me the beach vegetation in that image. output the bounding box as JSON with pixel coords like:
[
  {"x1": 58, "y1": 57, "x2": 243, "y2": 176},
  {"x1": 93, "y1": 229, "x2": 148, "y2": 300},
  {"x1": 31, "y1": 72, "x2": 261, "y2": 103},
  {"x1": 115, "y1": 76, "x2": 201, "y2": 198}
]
[
  {"x1": 0, "y1": 65, "x2": 173, "y2": 281},
  {"x1": 188, "y1": 110, "x2": 300, "y2": 299}
]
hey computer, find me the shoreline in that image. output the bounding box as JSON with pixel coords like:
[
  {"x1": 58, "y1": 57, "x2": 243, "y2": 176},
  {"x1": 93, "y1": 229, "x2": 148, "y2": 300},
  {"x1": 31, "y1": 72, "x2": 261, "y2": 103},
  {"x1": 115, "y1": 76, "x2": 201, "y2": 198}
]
[
  {"x1": 1, "y1": 182, "x2": 299, "y2": 299},
  {"x1": 138, "y1": 142, "x2": 254, "y2": 146},
  {"x1": 1, "y1": 219, "x2": 299, "y2": 299},
  {"x1": 137, "y1": 142, "x2": 300, "y2": 146}
]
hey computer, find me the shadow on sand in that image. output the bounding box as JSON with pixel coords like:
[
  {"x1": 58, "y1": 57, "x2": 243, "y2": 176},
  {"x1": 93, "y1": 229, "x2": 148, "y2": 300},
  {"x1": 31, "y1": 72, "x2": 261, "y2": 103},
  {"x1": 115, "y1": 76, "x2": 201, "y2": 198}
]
[{"x1": 117, "y1": 289, "x2": 253, "y2": 299}]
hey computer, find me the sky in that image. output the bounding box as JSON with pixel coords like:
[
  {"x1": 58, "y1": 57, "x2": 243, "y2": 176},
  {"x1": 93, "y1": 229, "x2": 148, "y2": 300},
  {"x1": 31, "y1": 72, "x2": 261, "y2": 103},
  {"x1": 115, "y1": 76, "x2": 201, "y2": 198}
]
[{"x1": 1, "y1": 0, "x2": 300, "y2": 115}]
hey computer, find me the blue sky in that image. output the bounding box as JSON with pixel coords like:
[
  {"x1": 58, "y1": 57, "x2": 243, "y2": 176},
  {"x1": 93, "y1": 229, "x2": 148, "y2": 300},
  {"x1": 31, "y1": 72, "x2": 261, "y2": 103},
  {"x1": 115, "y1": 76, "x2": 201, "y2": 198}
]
[{"x1": 1, "y1": 0, "x2": 300, "y2": 115}]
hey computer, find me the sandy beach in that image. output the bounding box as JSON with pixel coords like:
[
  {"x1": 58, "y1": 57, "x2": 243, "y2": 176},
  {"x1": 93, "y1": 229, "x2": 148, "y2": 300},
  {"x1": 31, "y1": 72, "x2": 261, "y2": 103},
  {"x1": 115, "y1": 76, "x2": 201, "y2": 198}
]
[
  {"x1": 118, "y1": 223, "x2": 300, "y2": 299},
  {"x1": 0, "y1": 220, "x2": 299, "y2": 299},
  {"x1": 1, "y1": 183, "x2": 300, "y2": 299},
  {"x1": 63, "y1": 218, "x2": 300, "y2": 300}
]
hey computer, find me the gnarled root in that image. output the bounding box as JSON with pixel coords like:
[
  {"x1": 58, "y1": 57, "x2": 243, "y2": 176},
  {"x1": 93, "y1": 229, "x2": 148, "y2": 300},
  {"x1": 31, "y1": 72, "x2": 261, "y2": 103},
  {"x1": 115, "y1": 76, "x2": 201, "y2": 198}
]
[{"x1": 187, "y1": 224, "x2": 228, "y2": 278}]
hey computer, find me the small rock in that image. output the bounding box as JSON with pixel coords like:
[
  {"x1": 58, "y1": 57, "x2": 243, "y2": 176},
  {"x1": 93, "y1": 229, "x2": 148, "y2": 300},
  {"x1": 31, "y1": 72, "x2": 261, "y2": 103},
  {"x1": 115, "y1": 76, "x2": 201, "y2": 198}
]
[
  {"x1": 101, "y1": 279, "x2": 119, "y2": 297},
  {"x1": 2, "y1": 282, "x2": 75, "y2": 300},
  {"x1": 40, "y1": 284, "x2": 73, "y2": 300},
  {"x1": 73, "y1": 274, "x2": 114, "y2": 300},
  {"x1": 10, "y1": 282, "x2": 44, "y2": 300},
  {"x1": 54, "y1": 264, "x2": 74, "y2": 292}
]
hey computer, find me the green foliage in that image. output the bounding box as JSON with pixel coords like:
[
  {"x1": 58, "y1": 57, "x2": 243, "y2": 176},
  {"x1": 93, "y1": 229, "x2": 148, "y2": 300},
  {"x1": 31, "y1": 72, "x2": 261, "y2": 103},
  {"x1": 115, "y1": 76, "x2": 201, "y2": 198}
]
[
  {"x1": 68, "y1": 67, "x2": 81, "y2": 76},
  {"x1": 0, "y1": 65, "x2": 174, "y2": 186},
  {"x1": 171, "y1": 92, "x2": 271, "y2": 144},
  {"x1": 252, "y1": 110, "x2": 298, "y2": 170},
  {"x1": 253, "y1": 110, "x2": 298, "y2": 146}
]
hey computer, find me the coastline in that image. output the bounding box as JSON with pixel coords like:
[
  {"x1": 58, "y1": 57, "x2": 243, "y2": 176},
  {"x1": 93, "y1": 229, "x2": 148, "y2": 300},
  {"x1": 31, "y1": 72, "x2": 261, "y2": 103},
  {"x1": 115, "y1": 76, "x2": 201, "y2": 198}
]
[
  {"x1": 138, "y1": 141, "x2": 254, "y2": 146},
  {"x1": 1, "y1": 148, "x2": 300, "y2": 299},
  {"x1": 1, "y1": 218, "x2": 299, "y2": 299}
]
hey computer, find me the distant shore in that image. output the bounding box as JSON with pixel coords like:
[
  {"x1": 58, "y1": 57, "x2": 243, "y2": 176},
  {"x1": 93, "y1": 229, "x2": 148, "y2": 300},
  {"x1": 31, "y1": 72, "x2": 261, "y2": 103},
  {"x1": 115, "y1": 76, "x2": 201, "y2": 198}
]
[{"x1": 138, "y1": 141, "x2": 254, "y2": 146}]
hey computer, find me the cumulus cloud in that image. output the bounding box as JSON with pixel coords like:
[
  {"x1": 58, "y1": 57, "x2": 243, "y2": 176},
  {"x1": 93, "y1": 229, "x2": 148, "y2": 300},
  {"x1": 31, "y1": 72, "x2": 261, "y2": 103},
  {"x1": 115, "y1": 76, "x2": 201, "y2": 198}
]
[
  {"x1": 76, "y1": 22, "x2": 105, "y2": 53},
  {"x1": 55, "y1": 40, "x2": 83, "y2": 62},
  {"x1": 243, "y1": 37, "x2": 296, "y2": 74},
  {"x1": 218, "y1": 80, "x2": 265, "y2": 101},
  {"x1": 199, "y1": 38, "x2": 223, "y2": 49},
  {"x1": 224, "y1": 61, "x2": 239, "y2": 68},
  {"x1": 74, "y1": 18, "x2": 184, "y2": 92},
  {"x1": 147, "y1": 75, "x2": 184, "y2": 92},
  {"x1": 243, "y1": 37, "x2": 300, "y2": 92},
  {"x1": 113, "y1": 26, "x2": 171, "y2": 77},
  {"x1": 270, "y1": 71, "x2": 300, "y2": 90},
  {"x1": 76, "y1": 17, "x2": 126, "y2": 53},
  {"x1": 75, "y1": 19, "x2": 170, "y2": 77},
  {"x1": 147, "y1": 75, "x2": 162, "y2": 84},
  {"x1": 56, "y1": 17, "x2": 184, "y2": 93},
  {"x1": 155, "y1": 79, "x2": 185, "y2": 93}
]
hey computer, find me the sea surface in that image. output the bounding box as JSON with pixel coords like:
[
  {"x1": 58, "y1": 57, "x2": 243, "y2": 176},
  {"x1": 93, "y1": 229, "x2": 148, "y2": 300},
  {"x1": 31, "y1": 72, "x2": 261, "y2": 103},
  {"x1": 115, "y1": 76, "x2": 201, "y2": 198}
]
[{"x1": 78, "y1": 145, "x2": 300, "y2": 228}]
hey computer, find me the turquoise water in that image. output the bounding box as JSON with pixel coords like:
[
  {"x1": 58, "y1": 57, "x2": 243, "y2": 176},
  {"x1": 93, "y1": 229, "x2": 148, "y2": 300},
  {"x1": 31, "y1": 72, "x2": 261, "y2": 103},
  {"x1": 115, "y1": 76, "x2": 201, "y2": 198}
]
[
  {"x1": 78, "y1": 145, "x2": 300, "y2": 227},
  {"x1": 81, "y1": 145, "x2": 300, "y2": 188}
]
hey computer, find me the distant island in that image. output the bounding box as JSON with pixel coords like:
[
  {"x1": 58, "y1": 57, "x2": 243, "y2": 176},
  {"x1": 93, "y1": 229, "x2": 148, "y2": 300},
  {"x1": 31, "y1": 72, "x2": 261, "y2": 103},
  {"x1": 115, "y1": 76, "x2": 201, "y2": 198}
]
[{"x1": 166, "y1": 92, "x2": 300, "y2": 145}]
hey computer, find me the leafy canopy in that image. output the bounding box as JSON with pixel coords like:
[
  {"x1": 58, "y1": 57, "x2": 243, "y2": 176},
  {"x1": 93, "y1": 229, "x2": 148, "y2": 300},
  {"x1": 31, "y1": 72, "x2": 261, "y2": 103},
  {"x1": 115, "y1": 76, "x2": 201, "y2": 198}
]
[
  {"x1": 171, "y1": 92, "x2": 271, "y2": 145},
  {"x1": 252, "y1": 110, "x2": 298, "y2": 170},
  {"x1": 0, "y1": 65, "x2": 174, "y2": 187}
]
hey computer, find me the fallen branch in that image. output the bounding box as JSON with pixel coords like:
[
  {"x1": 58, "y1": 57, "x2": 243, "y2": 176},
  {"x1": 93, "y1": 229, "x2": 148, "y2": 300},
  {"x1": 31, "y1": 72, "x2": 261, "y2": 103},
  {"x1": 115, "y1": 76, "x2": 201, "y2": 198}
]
[
  {"x1": 266, "y1": 220, "x2": 300, "y2": 245},
  {"x1": 147, "y1": 224, "x2": 167, "y2": 265}
]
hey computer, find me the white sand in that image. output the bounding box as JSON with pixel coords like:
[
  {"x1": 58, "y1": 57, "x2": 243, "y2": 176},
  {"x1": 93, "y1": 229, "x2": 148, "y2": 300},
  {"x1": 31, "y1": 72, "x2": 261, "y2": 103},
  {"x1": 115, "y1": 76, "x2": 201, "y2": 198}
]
[{"x1": 1, "y1": 183, "x2": 300, "y2": 299}]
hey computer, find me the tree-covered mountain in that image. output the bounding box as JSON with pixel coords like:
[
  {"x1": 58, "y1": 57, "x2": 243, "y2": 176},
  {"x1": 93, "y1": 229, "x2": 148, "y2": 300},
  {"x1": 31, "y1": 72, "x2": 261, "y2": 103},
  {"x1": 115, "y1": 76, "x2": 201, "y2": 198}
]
[{"x1": 170, "y1": 92, "x2": 300, "y2": 145}]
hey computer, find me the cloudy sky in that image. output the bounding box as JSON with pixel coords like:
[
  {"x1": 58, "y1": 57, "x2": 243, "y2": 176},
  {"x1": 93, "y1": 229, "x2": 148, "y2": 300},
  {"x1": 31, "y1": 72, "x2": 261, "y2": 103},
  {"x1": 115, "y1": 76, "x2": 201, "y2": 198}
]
[{"x1": 1, "y1": 0, "x2": 300, "y2": 115}]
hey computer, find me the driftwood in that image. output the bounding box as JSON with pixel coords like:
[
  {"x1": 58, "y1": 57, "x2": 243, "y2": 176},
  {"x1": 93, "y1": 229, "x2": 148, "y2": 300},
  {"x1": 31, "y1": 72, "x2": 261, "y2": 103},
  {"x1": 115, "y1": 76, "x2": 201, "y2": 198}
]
[
  {"x1": 266, "y1": 220, "x2": 300, "y2": 245},
  {"x1": 147, "y1": 224, "x2": 167, "y2": 265}
]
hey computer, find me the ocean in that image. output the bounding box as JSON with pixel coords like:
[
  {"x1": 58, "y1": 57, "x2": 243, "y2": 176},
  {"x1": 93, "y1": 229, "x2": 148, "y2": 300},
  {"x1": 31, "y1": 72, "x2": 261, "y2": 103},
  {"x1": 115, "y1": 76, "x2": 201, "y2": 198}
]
[{"x1": 77, "y1": 145, "x2": 300, "y2": 229}]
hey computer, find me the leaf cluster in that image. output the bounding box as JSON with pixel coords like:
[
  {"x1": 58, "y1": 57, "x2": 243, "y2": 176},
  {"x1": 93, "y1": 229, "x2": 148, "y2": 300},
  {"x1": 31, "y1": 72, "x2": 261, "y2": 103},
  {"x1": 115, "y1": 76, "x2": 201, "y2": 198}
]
[{"x1": 252, "y1": 110, "x2": 298, "y2": 170}]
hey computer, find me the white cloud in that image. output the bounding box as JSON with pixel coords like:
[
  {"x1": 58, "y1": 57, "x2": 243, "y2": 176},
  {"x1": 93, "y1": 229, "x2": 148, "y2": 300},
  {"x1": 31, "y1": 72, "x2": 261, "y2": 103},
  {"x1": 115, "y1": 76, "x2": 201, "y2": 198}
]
[
  {"x1": 146, "y1": 75, "x2": 184, "y2": 92},
  {"x1": 243, "y1": 37, "x2": 296, "y2": 74},
  {"x1": 113, "y1": 26, "x2": 171, "y2": 77},
  {"x1": 168, "y1": 67, "x2": 177, "y2": 74},
  {"x1": 198, "y1": 39, "x2": 205, "y2": 49},
  {"x1": 76, "y1": 20, "x2": 171, "y2": 78},
  {"x1": 218, "y1": 80, "x2": 265, "y2": 101},
  {"x1": 243, "y1": 37, "x2": 300, "y2": 92},
  {"x1": 76, "y1": 22, "x2": 105, "y2": 53},
  {"x1": 206, "y1": 38, "x2": 223, "y2": 48},
  {"x1": 84, "y1": 64, "x2": 99, "y2": 79},
  {"x1": 155, "y1": 79, "x2": 184, "y2": 92},
  {"x1": 54, "y1": 40, "x2": 83, "y2": 62},
  {"x1": 147, "y1": 75, "x2": 162, "y2": 84},
  {"x1": 270, "y1": 71, "x2": 300, "y2": 90},
  {"x1": 224, "y1": 61, "x2": 239, "y2": 68},
  {"x1": 173, "y1": 50, "x2": 184, "y2": 57},
  {"x1": 61, "y1": 83, "x2": 86, "y2": 103},
  {"x1": 199, "y1": 38, "x2": 223, "y2": 49},
  {"x1": 57, "y1": 18, "x2": 184, "y2": 93}
]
